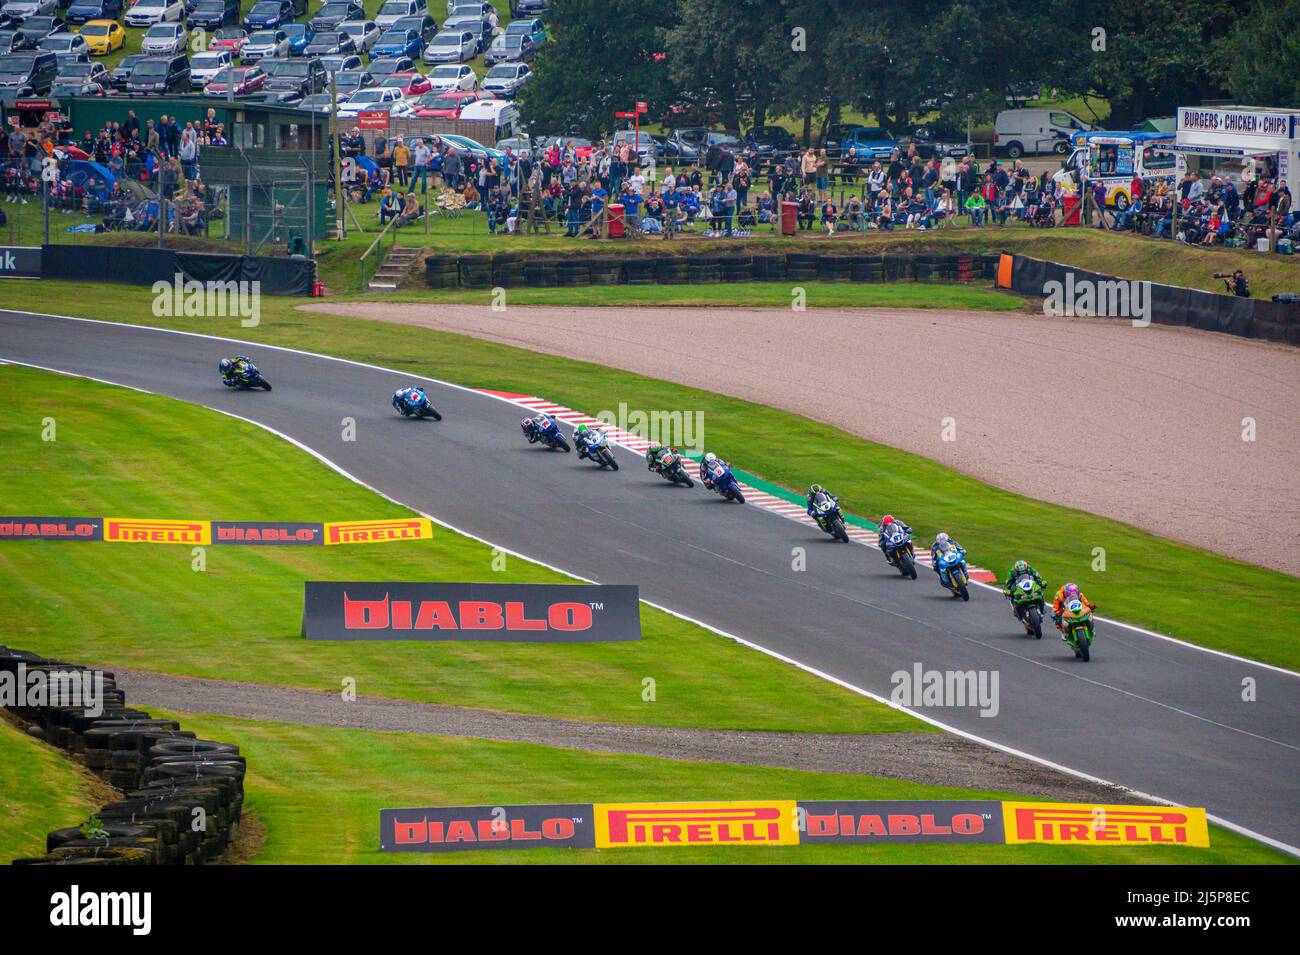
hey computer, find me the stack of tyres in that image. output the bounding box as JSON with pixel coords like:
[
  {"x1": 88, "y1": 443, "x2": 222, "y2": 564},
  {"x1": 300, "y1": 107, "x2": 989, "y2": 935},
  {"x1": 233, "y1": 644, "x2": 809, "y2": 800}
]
[
  {"x1": 850, "y1": 254, "x2": 884, "y2": 283},
  {"x1": 424, "y1": 253, "x2": 459, "y2": 289},
  {"x1": 687, "y1": 255, "x2": 721, "y2": 283},
  {"x1": 786, "y1": 252, "x2": 817, "y2": 282},
  {"x1": 752, "y1": 253, "x2": 787, "y2": 281},
  {"x1": 655, "y1": 257, "x2": 689, "y2": 285},
  {"x1": 883, "y1": 254, "x2": 913, "y2": 281},
  {"x1": 719, "y1": 255, "x2": 754, "y2": 282},
  {"x1": 556, "y1": 259, "x2": 591, "y2": 286},
  {"x1": 523, "y1": 257, "x2": 558, "y2": 287},
  {"x1": 588, "y1": 257, "x2": 621, "y2": 285},
  {"x1": 1, "y1": 645, "x2": 247, "y2": 866},
  {"x1": 492, "y1": 252, "x2": 525, "y2": 288},
  {"x1": 621, "y1": 256, "x2": 657, "y2": 285},
  {"x1": 817, "y1": 255, "x2": 851, "y2": 282},
  {"x1": 458, "y1": 254, "x2": 493, "y2": 288}
]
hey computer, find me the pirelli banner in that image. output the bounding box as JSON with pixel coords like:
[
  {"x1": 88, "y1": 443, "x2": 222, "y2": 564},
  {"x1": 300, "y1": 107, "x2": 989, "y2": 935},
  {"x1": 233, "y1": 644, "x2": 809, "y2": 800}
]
[
  {"x1": 380, "y1": 800, "x2": 1210, "y2": 853},
  {"x1": 0, "y1": 516, "x2": 433, "y2": 547}
]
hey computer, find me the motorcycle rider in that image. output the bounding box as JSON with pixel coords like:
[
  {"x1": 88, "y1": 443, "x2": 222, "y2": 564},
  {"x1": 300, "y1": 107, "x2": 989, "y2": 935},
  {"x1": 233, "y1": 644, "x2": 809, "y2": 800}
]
[
  {"x1": 646, "y1": 444, "x2": 677, "y2": 473},
  {"x1": 392, "y1": 387, "x2": 428, "y2": 416},
  {"x1": 877, "y1": 514, "x2": 913, "y2": 554},
  {"x1": 930, "y1": 532, "x2": 966, "y2": 583},
  {"x1": 699, "y1": 451, "x2": 730, "y2": 489},
  {"x1": 806, "y1": 483, "x2": 839, "y2": 521},
  {"x1": 522, "y1": 412, "x2": 558, "y2": 443},
  {"x1": 574, "y1": 423, "x2": 606, "y2": 459},
  {"x1": 219, "y1": 356, "x2": 255, "y2": 387},
  {"x1": 1002, "y1": 559, "x2": 1046, "y2": 596},
  {"x1": 1051, "y1": 582, "x2": 1097, "y2": 636}
]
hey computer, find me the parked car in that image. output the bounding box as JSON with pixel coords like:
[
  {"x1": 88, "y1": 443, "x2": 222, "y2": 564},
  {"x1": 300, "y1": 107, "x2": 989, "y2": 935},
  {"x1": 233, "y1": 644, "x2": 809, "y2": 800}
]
[
  {"x1": 337, "y1": 84, "x2": 412, "y2": 117},
  {"x1": 37, "y1": 30, "x2": 86, "y2": 57},
  {"x1": 203, "y1": 63, "x2": 265, "y2": 96},
  {"x1": 905, "y1": 124, "x2": 969, "y2": 160},
  {"x1": 374, "y1": 0, "x2": 421, "y2": 30},
  {"x1": 10, "y1": 14, "x2": 62, "y2": 40},
  {"x1": 309, "y1": 0, "x2": 363, "y2": 33},
  {"x1": 75, "y1": 18, "x2": 124, "y2": 55},
  {"x1": 366, "y1": 54, "x2": 412, "y2": 79},
  {"x1": 262, "y1": 56, "x2": 323, "y2": 96},
  {"x1": 0, "y1": 28, "x2": 37, "y2": 54},
  {"x1": 425, "y1": 61, "x2": 474, "y2": 91},
  {"x1": 994, "y1": 107, "x2": 1092, "y2": 158},
  {"x1": 842, "y1": 126, "x2": 899, "y2": 165},
  {"x1": 50, "y1": 58, "x2": 106, "y2": 93},
  {"x1": 242, "y1": 0, "x2": 294, "y2": 31},
  {"x1": 63, "y1": 0, "x2": 120, "y2": 25},
  {"x1": 665, "y1": 126, "x2": 739, "y2": 161},
  {"x1": 422, "y1": 28, "x2": 473, "y2": 63},
  {"x1": 442, "y1": 13, "x2": 487, "y2": 51},
  {"x1": 372, "y1": 27, "x2": 420, "y2": 59},
  {"x1": 391, "y1": 13, "x2": 435, "y2": 44},
  {"x1": 318, "y1": 53, "x2": 361, "y2": 73},
  {"x1": 447, "y1": 0, "x2": 491, "y2": 26},
  {"x1": 330, "y1": 67, "x2": 372, "y2": 95},
  {"x1": 505, "y1": 17, "x2": 545, "y2": 45},
  {"x1": 303, "y1": 30, "x2": 353, "y2": 57},
  {"x1": 479, "y1": 61, "x2": 529, "y2": 98},
  {"x1": 741, "y1": 124, "x2": 797, "y2": 158},
  {"x1": 0, "y1": 0, "x2": 58, "y2": 22},
  {"x1": 140, "y1": 22, "x2": 187, "y2": 56},
  {"x1": 411, "y1": 86, "x2": 489, "y2": 117},
  {"x1": 187, "y1": 0, "x2": 239, "y2": 29},
  {"x1": 337, "y1": 18, "x2": 378, "y2": 54},
  {"x1": 0, "y1": 48, "x2": 56, "y2": 93},
  {"x1": 125, "y1": 53, "x2": 190, "y2": 93},
  {"x1": 295, "y1": 92, "x2": 332, "y2": 112},
  {"x1": 241, "y1": 29, "x2": 289, "y2": 62},
  {"x1": 210, "y1": 26, "x2": 248, "y2": 55},
  {"x1": 483, "y1": 31, "x2": 534, "y2": 66},
  {"x1": 189, "y1": 48, "x2": 232, "y2": 87},
  {"x1": 123, "y1": 0, "x2": 183, "y2": 27},
  {"x1": 107, "y1": 50, "x2": 144, "y2": 88},
  {"x1": 819, "y1": 122, "x2": 861, "y2": 158},
  {"x1": 282, "y1": 22, "x2": 313, "y2": 55},
  {"x1": 509, "y1": 0, "x2": 545, "y2": 14}
]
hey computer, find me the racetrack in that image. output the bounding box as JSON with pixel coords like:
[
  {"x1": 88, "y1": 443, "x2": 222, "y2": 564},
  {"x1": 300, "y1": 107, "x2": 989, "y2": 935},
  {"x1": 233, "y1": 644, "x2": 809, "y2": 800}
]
[
  {"x1": 313, "y1": 301, "x2": 1300, "y2": 575},
  {"x1": 2, "y1": 310, "x2": 1298, "y2": 856}
]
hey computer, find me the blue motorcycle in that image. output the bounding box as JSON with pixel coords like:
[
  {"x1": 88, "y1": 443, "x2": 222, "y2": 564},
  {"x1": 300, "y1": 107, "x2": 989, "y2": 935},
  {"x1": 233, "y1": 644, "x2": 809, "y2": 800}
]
[
  {"x1": 881, "y1": 526, "x2": 917, "y2": 579},
  {"x1": 934, "y1": 547, "x2": 970, "y2": 600},
  {"x1": 221, "y1": 358, "x2": 271, "y2": 391},
  {"x1": 576, "y1": 429, "x2": 617, "y2": 469},
  {"x1": 526, "y1": 417, "x2": 570, "y2": 452},
  {"x1": 810, "y1": 491, "x2": 849, "y2": 542},
  {"x1": 703, "y1": 460, "x2": 745, "y2": 503},
  {"x1": 393, "y1": 388, "x2": 442, "y2": 420}
]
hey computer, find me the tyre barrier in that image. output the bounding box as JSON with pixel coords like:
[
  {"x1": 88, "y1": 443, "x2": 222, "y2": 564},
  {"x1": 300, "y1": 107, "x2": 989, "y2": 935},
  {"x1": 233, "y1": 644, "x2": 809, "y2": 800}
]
[
  {"x1": 2, "y1": 646, "x2": 246, "y2": 866},
  {"x1": 425, "y1": 251, "x2": 1003, "y2": 292},
  {"x1": 1003, "y1": 253, "x2": 1300, "y2": 345}
]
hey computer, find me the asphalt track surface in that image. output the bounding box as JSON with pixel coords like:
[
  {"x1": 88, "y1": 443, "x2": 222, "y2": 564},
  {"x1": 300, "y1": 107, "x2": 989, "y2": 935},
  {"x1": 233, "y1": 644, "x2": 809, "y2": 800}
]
[{"x1": 3, "y1": 310, "x2": 1298, "y2": 856}]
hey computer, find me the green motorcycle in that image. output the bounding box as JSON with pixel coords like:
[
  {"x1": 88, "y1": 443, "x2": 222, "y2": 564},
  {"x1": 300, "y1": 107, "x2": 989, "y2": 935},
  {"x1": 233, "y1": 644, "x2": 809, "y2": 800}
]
[{"x1": 1005, "y1": 573, "x2": 1045, "y2": 639}]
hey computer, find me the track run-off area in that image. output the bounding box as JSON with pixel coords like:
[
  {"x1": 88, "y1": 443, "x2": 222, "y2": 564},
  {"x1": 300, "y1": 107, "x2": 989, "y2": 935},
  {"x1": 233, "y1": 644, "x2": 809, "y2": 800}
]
[{"x1": 1, "y1": 310, "x2": 1297, "y2": 857}]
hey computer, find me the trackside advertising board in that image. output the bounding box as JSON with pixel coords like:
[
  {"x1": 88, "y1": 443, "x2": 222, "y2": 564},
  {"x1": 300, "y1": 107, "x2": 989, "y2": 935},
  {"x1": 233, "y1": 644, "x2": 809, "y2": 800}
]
[
  {"x1": 380, "y1": 800, "x2": 1210, "y2": 853},
  {"x1": 0, "y1": 516, "x2": 102, "y2": 541},
  {"x1": 303, "y1": 582, "x2": 642, "y2": 642},
  {"x1": 0, "y1": 516, "x2": 425, "y2": 546}
]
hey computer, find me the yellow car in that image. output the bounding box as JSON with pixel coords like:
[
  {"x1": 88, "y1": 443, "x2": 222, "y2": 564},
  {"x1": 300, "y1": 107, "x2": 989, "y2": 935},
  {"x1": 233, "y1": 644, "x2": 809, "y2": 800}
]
[{"x1": 80, "y1": 20, "x2": 126, "y2": 56}]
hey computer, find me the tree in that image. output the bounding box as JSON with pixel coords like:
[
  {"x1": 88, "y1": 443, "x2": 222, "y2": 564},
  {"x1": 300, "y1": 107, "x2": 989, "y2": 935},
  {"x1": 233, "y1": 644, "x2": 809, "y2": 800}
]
[
  {"x1": 1219, "y1": 0, "x2": 1300, "y2": 107},
  {"x1": 516, "y1": 0, "x2": 680, "y2": 140}
]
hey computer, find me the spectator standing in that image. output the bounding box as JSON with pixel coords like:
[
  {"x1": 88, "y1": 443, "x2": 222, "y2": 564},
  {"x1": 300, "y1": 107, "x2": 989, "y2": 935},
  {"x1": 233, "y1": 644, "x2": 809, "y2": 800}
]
[{"x1": 411, "y1": 139, "x2": 432, "y2": 194}]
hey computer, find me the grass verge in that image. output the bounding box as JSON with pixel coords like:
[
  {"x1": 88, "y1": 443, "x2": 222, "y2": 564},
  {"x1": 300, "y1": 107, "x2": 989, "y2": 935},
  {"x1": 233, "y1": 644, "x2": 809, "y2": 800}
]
[
  {"x1": 149, "y1": 708, "x2": 1290, "y2": 864},
  {"x1": 2, "y1": 284, "x2": 1293, "y2": 669},
  {"x1": 0, "y1": 364, "x2": 917, "y2": 733}
]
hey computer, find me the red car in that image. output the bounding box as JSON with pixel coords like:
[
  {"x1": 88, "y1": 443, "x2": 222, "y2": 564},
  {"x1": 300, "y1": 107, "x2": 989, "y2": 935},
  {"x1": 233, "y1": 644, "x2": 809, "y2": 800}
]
[
  {"x1": 412, "y1": 88, "x2": 492, "y2": 118},
  {"x1": 210, "y1": 28, "x2": 248, "y2": 56},
  {"x1": 380, "y1": 72, "x2": 432, "y2": 99},
  {"x1": 205, "y1": 65, "x2": 267, "y2": 97}
]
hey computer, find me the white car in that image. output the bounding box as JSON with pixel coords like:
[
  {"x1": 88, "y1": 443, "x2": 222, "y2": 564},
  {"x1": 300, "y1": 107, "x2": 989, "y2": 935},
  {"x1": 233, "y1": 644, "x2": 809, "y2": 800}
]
[
  {"x1": 337, "y1": 19, "x2": 380, "y2": 54},
  {"x1": 190, "y1": 49, "x2": 233, "y2": 88},
  {"x1": 124, "y1": 0, "x2": 183, "y2": 26},
  {"x1": 337, "y1": 85, "x2": 412, "y2": 117},
  {"x1": 37, "y1": 32, "x2": 88, "y2": 57},
  {"x1": 425, "y1": 62, "x2": 475, "y2": 91},
  {"x1": 480, "y1": 62, "x2": 530, "y2": 98},
  {"x1": 141, "y1": 22, "x2": 188, "y2": 56},
  {"x1": 241, "y1": 29, "x2": 289, "y2": 61},
  {"x1": 1, "y1": 0, "x2": 58, "y2": 20},
  {"x1": 422, "y1": 29, "x2": 474, "y2": 64},
  {"x1": 374, "y1": 0, "x2": 419, "y2": 30}
]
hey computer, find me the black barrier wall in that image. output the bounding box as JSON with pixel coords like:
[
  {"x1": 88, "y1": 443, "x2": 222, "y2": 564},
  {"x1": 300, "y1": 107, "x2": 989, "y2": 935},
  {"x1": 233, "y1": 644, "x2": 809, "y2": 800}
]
[
  {"x1": 40, "y1": 245, "x2": 316, "y2": 296},
  {"x1": 1008, "y1": 254, "x2": 1300, "y2": 345}
]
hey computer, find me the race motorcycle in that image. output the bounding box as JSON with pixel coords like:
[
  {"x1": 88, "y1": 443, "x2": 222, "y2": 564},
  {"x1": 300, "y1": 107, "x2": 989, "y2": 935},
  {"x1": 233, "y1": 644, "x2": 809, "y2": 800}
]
[
  {"x1": 527, "y1": 417, "x2": 570, "y2": 452},
  {"x1": 394, "y1": 388, "x2": 442, "y2": 420},
  {"x1": 222, "y1": 359, "x2": 271, "y2": 391},
  {"x1": 880, "y1": 525, "x2": 917, "y2": 578},
  {"x1": 1058, "y1": 598, "x2": 1095, "y2": 661},
  {"x1": 810, "y1": 490, "x2": 849, "y2": 542},
  {"x1": 576, "y1": 430, "x2": 618, "y2": 469},
  {"x1": 1006, "y1": 573, "x2": 1045, "y2": 638},
  {"x1": 703, "y1": 460, "x2": 745, "y2": 503},
  {"x1": 934, "y1": 547, "x2": 970, "y2": 600},
  {"x1": 655, "y1": 450, "x2": 694, "y2": 488}
]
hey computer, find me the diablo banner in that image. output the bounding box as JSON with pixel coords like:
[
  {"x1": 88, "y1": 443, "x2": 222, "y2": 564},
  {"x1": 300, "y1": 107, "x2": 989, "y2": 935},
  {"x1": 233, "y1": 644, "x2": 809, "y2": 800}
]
[
  {"x1": 798, "y1": 800, "x2": 1004, "y2": 844},
  {"x1": 303, "y1": 581, "x2": 642, "y2": 642},
  {"x1": 212, "y1": 521, "x2": 324, "y2": 545},
  {"x1": 381, "y1": 805, "x2": 595, "y2": 853},
  {"x1": 0, "y1": 516, "x2": 102, "y2": 541}
]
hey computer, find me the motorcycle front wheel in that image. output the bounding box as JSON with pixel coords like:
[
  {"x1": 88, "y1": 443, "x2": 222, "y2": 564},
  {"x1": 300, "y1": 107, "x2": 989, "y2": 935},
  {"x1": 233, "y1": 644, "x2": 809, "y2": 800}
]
[
  {"x1": 1027, "y1": 606, "x2": 1042, "y2": 639},
  {"x1": 831, "y1": 517, "x2": 849, "y2": 543},
  {"x1": 259, "y1": 378, "x2": 272, "y2": 392}
]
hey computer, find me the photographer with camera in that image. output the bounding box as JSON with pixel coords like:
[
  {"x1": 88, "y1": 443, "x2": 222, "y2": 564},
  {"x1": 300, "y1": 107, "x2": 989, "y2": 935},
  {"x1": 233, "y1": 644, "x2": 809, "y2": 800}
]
[{"x1": 1215, "y1": 270, "x2": 1250, "y2": 297}]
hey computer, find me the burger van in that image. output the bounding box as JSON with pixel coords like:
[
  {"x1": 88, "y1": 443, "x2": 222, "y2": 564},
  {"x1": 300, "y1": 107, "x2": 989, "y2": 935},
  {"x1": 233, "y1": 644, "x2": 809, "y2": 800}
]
[{"x1": 1052, "y1": 130, "x2": 1176, "y2": 209}]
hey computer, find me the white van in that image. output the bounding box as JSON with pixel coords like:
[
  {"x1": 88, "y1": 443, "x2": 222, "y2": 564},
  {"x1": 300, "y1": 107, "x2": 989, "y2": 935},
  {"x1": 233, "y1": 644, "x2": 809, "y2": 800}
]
[
  {"x1": 994, "y1": 108, "x2": 1093, "y2": 158},
  {"x1": 459, "y1": 98, "x2": 519, "y2": 139}
]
